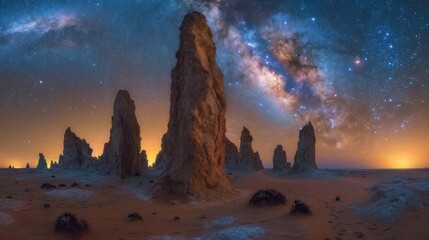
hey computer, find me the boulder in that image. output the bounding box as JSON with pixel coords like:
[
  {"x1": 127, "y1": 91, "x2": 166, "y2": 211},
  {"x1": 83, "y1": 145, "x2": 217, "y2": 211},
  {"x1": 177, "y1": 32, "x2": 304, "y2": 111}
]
[
  {"x1": 237, "y1": 127, "x2": 264, "y2": 170},
  {"x1": 272, "y1": 145, "x2": 291, "y2": 171},
  {"x1": 292, "y1": 122, "x2": 317, "y2": 172},
  {"x1": 99, "y1": 90, "x2": 147, "y2": 178},
  {"x1": 152, "y1": 12, "x2": 231, "y2": 198}
]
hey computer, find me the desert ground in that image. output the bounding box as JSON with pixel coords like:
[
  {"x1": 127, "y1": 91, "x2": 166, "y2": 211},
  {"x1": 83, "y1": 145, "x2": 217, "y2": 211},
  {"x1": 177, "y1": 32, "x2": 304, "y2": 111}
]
[{"x1": 0, "y1": 168, "x2": 429, "y2": 240}]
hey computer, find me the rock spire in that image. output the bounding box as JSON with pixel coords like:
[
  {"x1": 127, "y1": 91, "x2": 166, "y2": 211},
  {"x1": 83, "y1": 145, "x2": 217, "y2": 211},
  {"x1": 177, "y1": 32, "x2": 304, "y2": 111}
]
[
  {"x1": 293, "y1": 121, "x2": 317, "y2": 172},
  {"x1": 153, "y1": 12, "x2": 231, "y2": 198},
  {"x1": 36, "y1": 153, "x2": 48, "y2": 170},
  {"x1": 272, "y1": 145, "x2": 291, "y2": 171},
  {"x1": 237, "y1": 127, "x2": 264, "y2": 170},
  {"x1": 100, "y1": 90, "x2": 148, "y2": 178},
  {"x1": 58, "y1": 127, "x2": 96, "y2": 170}
]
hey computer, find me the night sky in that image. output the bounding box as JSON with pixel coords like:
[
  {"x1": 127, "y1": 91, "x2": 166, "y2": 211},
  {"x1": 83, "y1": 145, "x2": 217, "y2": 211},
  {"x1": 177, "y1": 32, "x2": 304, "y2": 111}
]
[{"x1": 1, "y1": 0, "x2": 428, "y2": 169}]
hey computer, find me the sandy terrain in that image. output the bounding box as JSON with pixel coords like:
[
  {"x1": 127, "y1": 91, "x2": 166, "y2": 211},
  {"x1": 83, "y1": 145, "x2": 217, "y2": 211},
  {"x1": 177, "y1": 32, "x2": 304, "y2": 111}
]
[{"x1": 0, "y1": 168, "x2": 429, "y2": 240}]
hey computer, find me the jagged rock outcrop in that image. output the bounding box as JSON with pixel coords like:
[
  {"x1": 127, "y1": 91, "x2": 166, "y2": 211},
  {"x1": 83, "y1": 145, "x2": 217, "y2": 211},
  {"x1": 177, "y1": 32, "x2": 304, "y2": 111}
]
[
  {"x1": 58, "y1": 127, "x2": 96, "y2": 170},
  {"x1": 152, "y1": 12, "x2": 231, "y2": 198},
  {"x1": 36, "y1": 153, "x2": 48, "y2": 170},
  {"x1": 293, "y1": 121, "x2": 317, "y2": 172},
  {"x1": 153, "y1": 133, "x2": 172, "y2": 169},
  {"x1": 25, "y1": 163, "x2": 30, "y2": 169},
  {"x1": 272, "y1": 145, "x2": 291, "y2": 171},
  {"x1": 225, "y1": 138, "x2": 239, "y2": 170},
  {"x1": 99, "y1": 90, "x2": 147, "y2": 178},
  {"x1": 237, "y1": 127, "x2": 264, "y2": 170},
  {"x1": 50, "y1": 160, "x2": 59, "y2": 169}
]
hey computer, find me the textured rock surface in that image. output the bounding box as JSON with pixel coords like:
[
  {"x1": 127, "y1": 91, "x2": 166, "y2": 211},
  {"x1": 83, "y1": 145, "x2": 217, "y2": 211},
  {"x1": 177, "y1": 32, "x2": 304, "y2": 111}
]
[
  {"x1": 225, "y1": 138, "x2": 239, "y2": 170},
  {"x1": 36, "y1": 153, "x2": 48, "y2": 170},
  {"x1": 139, "y1": 150, "x2": 149, "y2": 173},
  {"x1": 153, "y1": 12, "x2": 231, "y2": 198},
  {"x1": 293, "y1": 122, "x2": 317, "y2": 172},
  {"x1": 153, "y1": 133, "x2": 171, "y2": 169},
  {"x1": 237, "y1": 127, "x2": 264, "y2": 170},
  {"x1": 272, "y1": 145, "x2": 291, "y2": 171},
  {"x1": 58, "y1": 127, "x2": 96, "y2": 170},
  {"x1": 100, "y1": 90, "x2": 147, "y2": 178}
]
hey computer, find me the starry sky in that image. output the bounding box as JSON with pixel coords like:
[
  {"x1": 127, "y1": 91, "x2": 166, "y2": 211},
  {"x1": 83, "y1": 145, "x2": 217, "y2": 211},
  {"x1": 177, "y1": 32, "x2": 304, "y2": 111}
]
[{"x1": 1, "y1": 0, "x2": 428, "y2": 169}]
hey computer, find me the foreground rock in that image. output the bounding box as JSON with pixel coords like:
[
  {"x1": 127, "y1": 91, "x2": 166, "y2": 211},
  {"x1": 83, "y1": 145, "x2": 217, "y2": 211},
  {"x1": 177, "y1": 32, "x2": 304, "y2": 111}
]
[
  {"x1": 54, "y1": 212, "x2": 89, "y2": 237},
  {"x1": 237, "y1": 127, "x2": 264, "y2": 170},
  {"x1": 153, "y1": 12, "x2": 231, "y2": 198},
  {"x1": 225, "y1": 138, "x2": 239, "y2": 170},
  {"x1": 58, "y1": 127, "x2": 96, "y2": 170},
  {"x1": 293, "y1": 122, "x2": 317, "y2": 172},
  {"x1": 249, "y1": 189, "x2": 287, "y2": 206},
  {"x1": 36, "y1": 153, "x2": 48, "y2": 170},
  {"x1": 100, "y1": 90, "x2": 148, "y2": 178},
  {"x1": 127, "y1": 213, "x2": 143, "y2": 222},
  {"x1": 290, "y1": 200, "x2": 311, "y2": 215},
  {"x1": 272, "y1": 145, "x2": 291, "y2": 171}
]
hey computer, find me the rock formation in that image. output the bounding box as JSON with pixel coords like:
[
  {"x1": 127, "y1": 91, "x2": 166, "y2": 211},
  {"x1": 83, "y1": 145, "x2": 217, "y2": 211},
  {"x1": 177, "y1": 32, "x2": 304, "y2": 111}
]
[
  {"x1": 272, "y1": 145, "x2": 291, "y2": 171},
  {"x1": 237, "y1": 127, "x2": 264, "y2": 170},
  {"x1": 58, "y1": 127, "x2": 96, "y2": 170},
  {"x1": 25, "y1": 163, "x2": 30, "y2": 169},
  {"x1": 293, "y1": 121, "x2": 317, "y2": 172},
  {"x1": 36, "y1": 153, "x2": 48, "y2": 170},
  {"x1": 50, "y1": 160, "x2": 59, "y2": 169},
  {"x1": 153, "y1": 133, "x2": 172, "y2": 169},
  {"x1": 100, "y1": 90, "x2": 148, "y2": 178},
  {"x1": 152, "y1": 12, "x2": 231, "y2": 198},
  {"x1": 139, "y1": 150, "x2": 149, "y2": 173},
  {"x1": 225, "y1": 138, "x2": 239, "y2": 170}
]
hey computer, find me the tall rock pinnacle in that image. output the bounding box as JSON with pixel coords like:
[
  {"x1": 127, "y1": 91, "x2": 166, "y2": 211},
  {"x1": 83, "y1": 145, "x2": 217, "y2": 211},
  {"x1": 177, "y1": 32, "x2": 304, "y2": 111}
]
[
  {"x1": 272, "y1": 145, "x2": 291, "y2": 171},
  {"x1": 100, "y1": 90, "x2": 148, "y2": 178},
  {"x1": 153, "y1": 12, "x2": 231, "y2": 198},
  {"x1": 237, "y1": 127, "x2": 264, "y2": 170},
  {"x1": 58, "y1": 127, "x2": 96, "y2": 170},
  {"x1": 36, "y1": 153, "x2": 48, "y2": 170},
  {"x1": 293, "y1": 121, "x2": 317, "y2": 172}
]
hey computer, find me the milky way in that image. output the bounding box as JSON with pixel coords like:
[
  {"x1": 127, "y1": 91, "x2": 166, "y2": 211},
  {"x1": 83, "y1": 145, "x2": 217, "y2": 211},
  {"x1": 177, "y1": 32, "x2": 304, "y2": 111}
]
[{"x1": 0, "y1": 0, "x2": 428, "y2": 168}]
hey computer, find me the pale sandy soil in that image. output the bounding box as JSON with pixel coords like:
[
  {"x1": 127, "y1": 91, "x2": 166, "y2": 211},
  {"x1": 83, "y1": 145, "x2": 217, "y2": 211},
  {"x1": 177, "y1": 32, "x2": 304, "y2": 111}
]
[{"x1": 0, "y1": 168, "x2": 429, "y2": 240}]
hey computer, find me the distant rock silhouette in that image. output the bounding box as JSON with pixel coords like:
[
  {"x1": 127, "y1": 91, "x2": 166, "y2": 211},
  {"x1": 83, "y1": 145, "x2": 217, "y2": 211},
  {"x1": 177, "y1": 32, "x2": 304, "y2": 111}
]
[
  {"x1": 36, "y1": 153, "x2": 48, "y2": 170},
  {"x1": 58, "y1": 127, "x2": 96, "y2": 170},
  {"x1": 272, "y1": 145, "x2": 291, "y2": 171},
  {"x1": 237, "y1": 127, "x2": 264, "y2": 170},
  {"x1": 153, "y1": 133, "x2": 171, "y2": 169},
  {"x1": 100, "y1": 90, "x2": 148, "y2": 178},
  {"x1": 293, "y1": 122, "x2": 317, "y2": 172},
  {"x1": 152, "y1": 12, "x2": 231, "y2": 198},
  {"x1": 225, "y1": 138, "x2": 239, "y2": 170},
  {"x1": 50, "y1": 160, "x2": 59, "y2": 169},
  {"x1": 25, "y1": 163, "x2": 30, "y2": 169}
]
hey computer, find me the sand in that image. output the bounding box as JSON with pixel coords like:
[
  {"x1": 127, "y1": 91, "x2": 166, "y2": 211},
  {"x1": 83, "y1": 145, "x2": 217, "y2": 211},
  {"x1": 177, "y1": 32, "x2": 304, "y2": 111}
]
[{"x1": 0, "y1": 168, "x2": 429, "y2": 239}]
